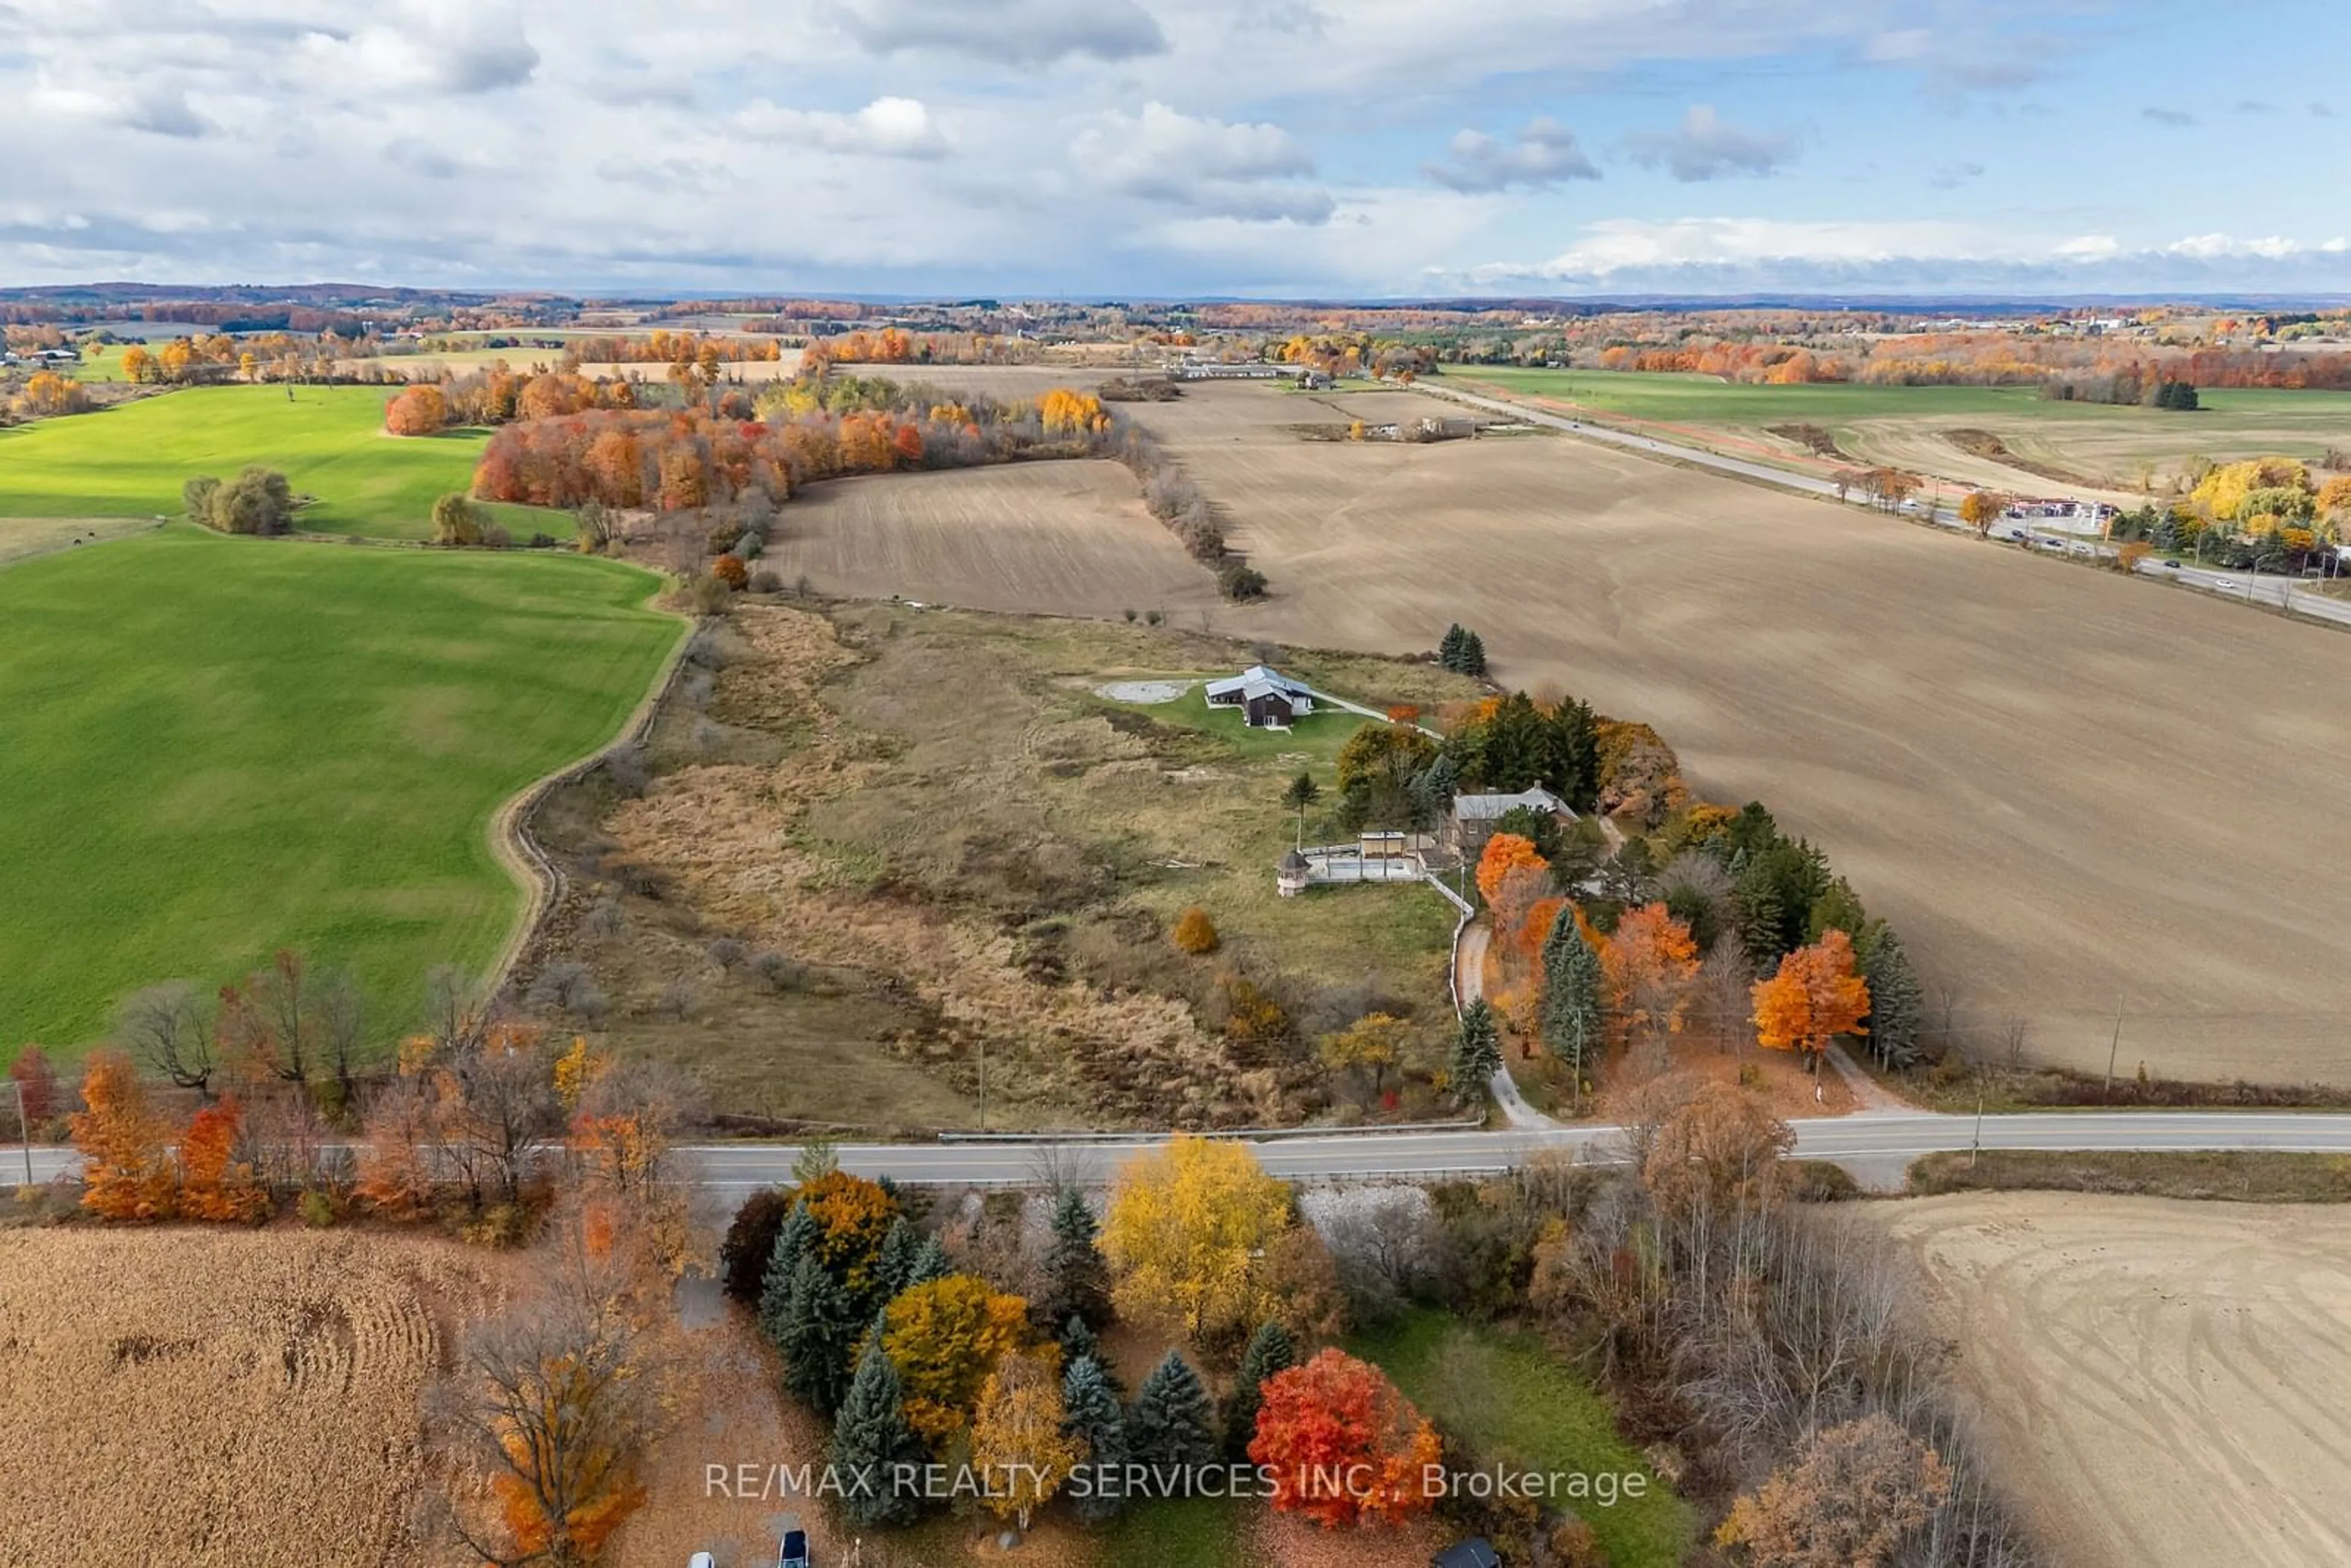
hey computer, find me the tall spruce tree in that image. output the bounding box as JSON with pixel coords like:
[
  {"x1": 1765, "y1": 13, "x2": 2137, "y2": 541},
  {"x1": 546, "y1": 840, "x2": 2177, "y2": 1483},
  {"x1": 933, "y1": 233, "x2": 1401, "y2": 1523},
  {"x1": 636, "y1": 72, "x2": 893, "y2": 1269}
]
[
  {"x1": 1858, "y1": 923, "x2": 1925, "y2": 1070},
  {"x1": 874, "y1": 1215, "x2": 922, "y2": 1304},
  {"x1": 1540, "y1": 913, "x2": 1605, "y2": 1111},
  {"x1": 904, "y1": 1234, "x2": 953, "y2": 1290},
  {"x1": 1061, "y1": 1316, "x2": 1124, "y2": 1400},
  {"x1": 1458, "y1": 629, "x2": 1488, "y2": 677},
  {"x1": 779, "y1": 1251, "x2": 858, "y2": 1414},
  {"x1": 1041, "y1": 1189, "x2": 1112, "y2": 1332},
  {"x1": 830, "y1": 1335, "x2": 926, "y2": 1528},
  {"x1": 1438, "y1": 623, "x2": 1467, "y2": 670},
  {"x1": 1222, "y1": 1321, "x2": 1297, "y2": 1458},
  {"x1": 757, "y1": 1202, "x2": 819, "y2": 1346},
  {"x1": 1128, "y1": 1351, "x2": 1217, "y2": 1486},
  {"x1": 1061, "y1": 1354, "x2": 1129, "y2": 1524},
  {"x1": 1449, "y1": 999, "x2": 1502, "y2": 1108}
]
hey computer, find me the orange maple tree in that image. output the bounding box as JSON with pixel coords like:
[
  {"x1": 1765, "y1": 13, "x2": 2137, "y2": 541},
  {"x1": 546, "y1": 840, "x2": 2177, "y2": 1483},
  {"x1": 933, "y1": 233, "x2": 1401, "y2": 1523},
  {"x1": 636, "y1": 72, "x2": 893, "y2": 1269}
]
[
  {"x1": 1602, "y1": 902, "x2": 1701, "y2": 1043},
  {"x1": 179, "y1": 1094, "x2": 269, "y2": 1223},
  {"x1": 69, "y1": 1051, "x2": 179, "y2": 1221},
  {"x1": 1750, "y1": 929, "x2": 1872, "y2": 1071},
  {"x1": 1475, "y1": 831, "x2": 1548, "y2": 909},
  {"x1": 1248, "y1": 1349, "x2": 1443, "y2": 1529},
  {"x1": 383, "y1": 383, "x2": 448, "y2": 437}
]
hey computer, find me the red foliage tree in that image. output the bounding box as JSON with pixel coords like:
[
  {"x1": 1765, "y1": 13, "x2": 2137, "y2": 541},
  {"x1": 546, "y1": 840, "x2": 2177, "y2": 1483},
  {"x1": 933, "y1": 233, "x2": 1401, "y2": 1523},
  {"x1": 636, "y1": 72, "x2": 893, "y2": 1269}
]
[
  {"x1": 1248, "y1": 1349, "x2": 1443, "y2": 1529},
  {"x1": 179, "y1": 1094, "x2": 269, "y2": 1222},
  {"x1": 7, "y1": 1044, "x2": 59, "y2": 1124}
]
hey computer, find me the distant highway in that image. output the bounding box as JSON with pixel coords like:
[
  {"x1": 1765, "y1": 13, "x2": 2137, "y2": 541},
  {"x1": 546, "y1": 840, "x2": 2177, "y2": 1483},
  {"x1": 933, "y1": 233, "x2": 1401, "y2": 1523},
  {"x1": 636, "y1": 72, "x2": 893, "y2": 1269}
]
[
  {"x1": 18, "y1": 1112, "x2": 2351, "y2": 1196},
  {"x1": 1422, "y1": 381, "x2": 2351, "y2": 631}
]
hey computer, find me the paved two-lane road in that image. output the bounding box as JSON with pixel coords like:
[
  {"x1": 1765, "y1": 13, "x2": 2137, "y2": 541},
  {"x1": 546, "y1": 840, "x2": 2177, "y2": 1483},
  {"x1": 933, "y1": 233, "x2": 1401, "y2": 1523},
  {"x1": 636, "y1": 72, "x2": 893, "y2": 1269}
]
[{"x1": 19, "y1": 1111, "x2": 2351, "y2": 1198}]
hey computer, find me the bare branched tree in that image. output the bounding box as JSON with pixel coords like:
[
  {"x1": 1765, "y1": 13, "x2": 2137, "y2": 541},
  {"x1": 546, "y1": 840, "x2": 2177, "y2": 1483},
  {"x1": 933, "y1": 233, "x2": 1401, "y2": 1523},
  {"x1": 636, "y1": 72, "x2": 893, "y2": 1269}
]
[{"x1": 118, "y1": 981, "x2": 216, "y2": 1095}]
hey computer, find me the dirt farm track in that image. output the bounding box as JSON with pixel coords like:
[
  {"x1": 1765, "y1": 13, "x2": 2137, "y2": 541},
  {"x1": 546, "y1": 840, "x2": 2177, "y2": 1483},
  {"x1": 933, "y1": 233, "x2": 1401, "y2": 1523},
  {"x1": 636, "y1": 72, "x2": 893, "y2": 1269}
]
[
  {"x1": 1875, "y1": 1195, "x2": 2351, "y2": 1568},
  {"x1": 798, "y1": 375, "x2": 2351, "y2": 1081}
]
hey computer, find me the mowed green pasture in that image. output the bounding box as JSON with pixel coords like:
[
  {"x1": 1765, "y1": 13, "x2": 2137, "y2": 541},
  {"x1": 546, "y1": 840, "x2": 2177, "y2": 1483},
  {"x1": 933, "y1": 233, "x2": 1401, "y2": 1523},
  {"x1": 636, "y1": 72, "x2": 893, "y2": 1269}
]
[
  {"x1": 0, "y1": 385, "x2": 564, "y2": 541},
  {"x1": 0, "y1": 527, "x2": 680, "y2": 1049}
]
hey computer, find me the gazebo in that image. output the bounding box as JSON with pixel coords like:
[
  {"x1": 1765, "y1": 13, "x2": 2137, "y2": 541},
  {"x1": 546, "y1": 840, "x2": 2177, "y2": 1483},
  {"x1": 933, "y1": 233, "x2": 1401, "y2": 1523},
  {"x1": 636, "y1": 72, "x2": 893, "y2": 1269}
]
[{"x1": 1276, "y1": 848, "x2": 1312, "y2": 897}]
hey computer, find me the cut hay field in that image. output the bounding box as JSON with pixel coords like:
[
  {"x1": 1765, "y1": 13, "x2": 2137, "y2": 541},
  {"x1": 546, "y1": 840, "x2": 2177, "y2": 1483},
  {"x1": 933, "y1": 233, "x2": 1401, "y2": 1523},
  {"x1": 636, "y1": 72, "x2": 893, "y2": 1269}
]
[
  {"x1": 0, "y1": 384, "x2": 564, "y2": 540},
  {"x1": 1453, "y1": 366, "x2": 2351, "y2": 499},
  {"x1": 0, "y1": 527, "x2": 680, "y2": 1048},
  {"x1": 1873, "y1": 1193, "x2": 2351, "y2": 1568},
  {"x1": 0, "y1": 1228, "x2": 520, "y2": 1568},
  {"x1": 777, "y1": 378, "x2": 2351, "y2": 1081},
  {"x1": 764, "y1": 460, "x2": 1223, "y2": 619}
]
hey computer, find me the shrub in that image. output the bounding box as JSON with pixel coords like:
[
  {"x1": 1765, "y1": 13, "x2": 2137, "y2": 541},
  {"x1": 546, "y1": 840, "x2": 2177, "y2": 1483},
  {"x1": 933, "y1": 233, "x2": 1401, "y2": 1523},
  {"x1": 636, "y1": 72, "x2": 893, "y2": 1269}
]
[
  {"x1": 735, "y1": 531, "x2": 764, "y2": 560},
  {"x1": 751, "y1": 950, "x2": 804, "y2": 992},
  {"x1": 297, "y1": 1188, "x2": 337, "y2": 1228},
  {"x1": 1217, "y1": 561, "x2": 1268, "y2": 601},
  {"x1": 748, "y1": 569, "x2": 783, "y2": 594},
  {"x1": 683, "y1": 572, "x2": 733, "y2": 615},
  {"x1": 527, "y1": 531, "x2": 558, "y2": 550},
  {"x1": 1171, "y1": 907, "x2": 1220, "y2": 955},
  {"x1": 431, "y1": 492, "x2": 489, "y2": 546},
  {"x1": 711, "y1": 553, "x2": 749, "y2": 591},
  {"x1": 709, "y1": 937, "x2": 748, "y2": 972}
]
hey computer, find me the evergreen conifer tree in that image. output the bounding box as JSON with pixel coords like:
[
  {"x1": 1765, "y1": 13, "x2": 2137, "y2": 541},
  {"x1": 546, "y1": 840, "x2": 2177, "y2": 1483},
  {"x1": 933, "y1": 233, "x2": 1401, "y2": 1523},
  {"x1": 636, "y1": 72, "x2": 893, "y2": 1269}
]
[
  {"x1": 779, "y1": 1250, "x2": 858, "y2": 1414},
  {"x1": 905, "y1": 1234, "x2": 953, "y2": 1290},
  {"x1": 1459, "y1": 629, "x2": 1488, "y2": 677},
  {"x1": 1128, "y1": 1350, "x2": 1217, "y2": 1487},
  {"x1": 757, "y1": 1202, "x2": 819, "y2": 1346},
  {"x1": 1438, "y1": 623, "x2": 1466, "y2": 670},
  {"x1": 829, "y1": 1335, "x2": 926, "y2": 1528},
  {"x1": 1222, "y1": 1321, "x2": 1297, "y2": 1458},
  {"x1": 1061, "y1": 1354, "x2": 1128, "y2": 1524},
  {"x1": 1858, "y1": 924, "x2": 1925, "y2": 1070},
  {"x1": 874, "y1": 1215, "x2": 922, "y2": 1304},
  {"x1": 1448, "y1": 999, "x2": 1502, "y2": 1108},
  {"x1": 1539, "y1": 913, "x2": 1604, "y2": 1106},
  {"x1": 1041, "y1": 1189, "x2": 1112, "y2": 1332}
]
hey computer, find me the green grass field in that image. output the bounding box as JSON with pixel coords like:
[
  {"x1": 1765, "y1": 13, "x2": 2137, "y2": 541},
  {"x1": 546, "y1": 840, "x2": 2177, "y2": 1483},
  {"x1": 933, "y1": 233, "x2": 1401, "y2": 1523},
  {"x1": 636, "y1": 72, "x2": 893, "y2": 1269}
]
[
  {"x1": 1452, "y1": 365, "x2": 2030, "y2": 424},
  {"x1": 0, "y1": 385, "x2": 563, "y2": 541},
  {"x1": 0, "y1": 526, "x2": 680, "y2": 1049},
  {"x1": 1351, "y1": 1310, "x2": 1698, "y2": 1567}
]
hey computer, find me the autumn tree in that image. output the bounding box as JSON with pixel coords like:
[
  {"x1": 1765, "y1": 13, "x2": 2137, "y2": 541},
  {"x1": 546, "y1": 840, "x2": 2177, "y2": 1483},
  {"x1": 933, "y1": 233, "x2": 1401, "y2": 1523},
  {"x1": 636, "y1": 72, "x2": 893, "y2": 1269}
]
[
  {"x1": 117, "y1": 981, "x2": 217, "y2": 1095},
  {"x1": 433, "y1": 492, "x2": 490, "y2": 546},
  {"x1": 880, "y1": 1273, "x2": 1032, "y2": 1442},
  {"x1": 178, "y1": 1094, "x2": 269, "y2": 1222},
  {"x1": 1957, "y1": 489, "x2": 2008, "y2": 536},
  {"x1": 1638, "y1": 1079, "x2": 1795, "y2": 1221},
  {"x1": 1248, "y1": 1349, "x2": 1443, "y2": 1529},
  {"x1": 1751, "y1": 929, "x2": 1872, "y2": 1073},
  {"x1": 1474, "y1": 831, "x2": 1547, "y2": 910},
  {"x1": 1100, "y1": 1135, "x2": 1292, "y2": 1341},
  {"x1": 1319, "y1": 1012, "x2": 1407, "y2": 1101},
  {"x1": 385, "y1": 383, "x2": 449, "y2": 436},
  {"x1": 1603, "y1": 902, "x2": 1701, "y2": 1056},
  {"x1": 1716, "y1": 1413, "x2": 1953, "y2": 1568},
  {"x1": 9, "y1": 1043, "x2": 61, "y2": 1125},
  {"x1": 432, "y1": 1242, "x2": 667, "y2": 1566},
  {"x1": 972, "y1": 1349, "x2": 1082, "y2": 1532},
  {"x1": 69, "y1": 1052, "x2": 179, "y2": 1221}
]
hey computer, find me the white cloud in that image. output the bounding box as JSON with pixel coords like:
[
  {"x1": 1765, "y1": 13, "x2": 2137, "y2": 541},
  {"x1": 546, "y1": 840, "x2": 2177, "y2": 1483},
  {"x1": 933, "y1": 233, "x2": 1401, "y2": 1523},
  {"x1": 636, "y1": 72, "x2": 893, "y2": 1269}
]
[
  {"x1": 1425, "y1": 118, "x2": 1600, "y2": 193},
  {"x1": 731, "y1": 96, "x2": 950, "y2": 159},
  {"x1": 828, "y1": 0, "x2": 1166, "y2": 64},
  {"x1": 1623, "y1": 105, "x2": 1794, "y2": 181},
  {"x1": 1070, "y1": 102, "x2": 1329, "y2": 223},
  {"x1": 2324, "y1": 238, "x2": 2349, "y2": 253},
  {"x1": 296, "y1": 1, "x2": 539, "y2": 95},
  {"x1": 2165, "y1": 233, "x2": 2300, "y2": 260},
  {"x1": 1516, "y1": 217, "x2": 1985, "y2": 278},
  {"x1": 2053, "y1": 234, "x2": 2118, "y2": 260}
]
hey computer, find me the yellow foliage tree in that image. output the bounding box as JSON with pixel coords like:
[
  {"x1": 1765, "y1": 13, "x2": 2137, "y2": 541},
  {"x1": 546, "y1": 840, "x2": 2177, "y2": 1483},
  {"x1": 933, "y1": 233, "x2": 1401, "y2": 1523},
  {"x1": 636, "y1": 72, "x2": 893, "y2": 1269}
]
[
  {"x1": 1172, "y1": 906, "x2": 1220, "y2": 955},
  {"x1": 69, "y1": 1051, "x2": 179, "y2": 1221},
  {"x1": 880, "y1": 1274, "x2": 1032, "y2": 1442},
  {"x1": 970, "y1": 1349, "x2": 1081, "y2": 1531},
  {"x1": 1100, "y1": 1135, "x2": 1292, "y2": 1341}
]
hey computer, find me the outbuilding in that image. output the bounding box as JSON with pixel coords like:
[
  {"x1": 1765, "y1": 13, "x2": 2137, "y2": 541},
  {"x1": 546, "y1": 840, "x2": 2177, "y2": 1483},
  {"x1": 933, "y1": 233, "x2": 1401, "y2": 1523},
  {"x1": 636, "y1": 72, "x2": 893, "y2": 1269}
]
[{"x1": 1204, "y1": 664, "x2": 1316, "y2": 729}]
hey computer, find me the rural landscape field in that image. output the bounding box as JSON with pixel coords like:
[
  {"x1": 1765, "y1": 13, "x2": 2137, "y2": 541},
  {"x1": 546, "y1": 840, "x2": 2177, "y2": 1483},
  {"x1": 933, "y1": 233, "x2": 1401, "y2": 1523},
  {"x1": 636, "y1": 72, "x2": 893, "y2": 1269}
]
[{"x1": 9, "y1": 2, "x2": 2351, "y2": 1563}]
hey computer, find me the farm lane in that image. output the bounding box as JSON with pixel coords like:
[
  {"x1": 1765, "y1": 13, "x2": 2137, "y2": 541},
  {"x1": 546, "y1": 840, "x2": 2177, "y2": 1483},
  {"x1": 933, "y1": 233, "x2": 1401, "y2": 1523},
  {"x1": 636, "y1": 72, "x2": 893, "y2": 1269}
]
[
  {"x1": 1450, "y1": 919, "x2": 1561, "y2": 1130},
  {"x1": 20, "y1": 1111, "x2": 2351, "y2": 1194}
]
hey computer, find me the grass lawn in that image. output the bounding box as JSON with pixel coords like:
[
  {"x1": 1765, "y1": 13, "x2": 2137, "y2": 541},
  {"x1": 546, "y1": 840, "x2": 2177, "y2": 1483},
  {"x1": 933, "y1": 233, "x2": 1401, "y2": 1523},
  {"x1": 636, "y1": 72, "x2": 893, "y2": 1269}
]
[
  {"x1": 1093, "y1": 680, "x2": 1369, "y2": 763},
  {"x1": 1352, "y1": 1310, "x2": 1698, "y2": 1567},
  {"x1": 0, "y1": 384, "x2": 566, "y2": 541},
  {"x1": 1097, "y1": 1496, "x2": 1249, "y2": 1566},
  {"x1": 0, "y1": 525, "x2": 680, "y2": 1048},
  {"x1": 1450, "y1": 366, "x2": 2033, "y2": 425}
]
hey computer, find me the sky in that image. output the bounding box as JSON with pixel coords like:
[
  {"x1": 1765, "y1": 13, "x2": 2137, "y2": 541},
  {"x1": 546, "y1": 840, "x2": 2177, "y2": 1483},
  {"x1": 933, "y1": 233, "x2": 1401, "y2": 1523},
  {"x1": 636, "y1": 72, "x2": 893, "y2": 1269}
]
[{"x1": 1, "y1": 0, "x2": 2345, "y2": 299}]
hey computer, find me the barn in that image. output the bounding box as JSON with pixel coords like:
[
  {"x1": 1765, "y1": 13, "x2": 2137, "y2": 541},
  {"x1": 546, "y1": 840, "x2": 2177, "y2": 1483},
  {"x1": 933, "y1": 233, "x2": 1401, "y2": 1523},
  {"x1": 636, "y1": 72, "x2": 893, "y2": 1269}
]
[{"x1": 1203, "y1": 665, "x2": 1317, "y2": 729}]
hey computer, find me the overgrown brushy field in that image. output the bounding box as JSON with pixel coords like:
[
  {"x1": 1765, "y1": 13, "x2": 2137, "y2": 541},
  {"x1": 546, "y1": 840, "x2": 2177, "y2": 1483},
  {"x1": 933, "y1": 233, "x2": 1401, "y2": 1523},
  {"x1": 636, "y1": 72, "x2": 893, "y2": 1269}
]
[
  {"x1": 0, "y1": 1228, "x2": 520, "y2": 1568},
  {"x1": 0, "y1": 526, "x2": 680, "y2": 1047},
  {"x1": 516, "y1": 600, "x2": 1483, "y2": 1129},
  {"x1": 0, "y1": 384, "x2": 563, "y2": 539}
]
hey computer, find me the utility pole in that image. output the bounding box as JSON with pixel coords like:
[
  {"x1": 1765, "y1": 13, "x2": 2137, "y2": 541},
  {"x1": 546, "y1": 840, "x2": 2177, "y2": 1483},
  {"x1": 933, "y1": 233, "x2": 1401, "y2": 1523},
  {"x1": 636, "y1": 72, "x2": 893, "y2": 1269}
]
[
  {"x1": 1970, "y1": 1083, "x2": 1985, "y2": 1170},
  {"x1": 977, "y1": 1035, "x2": 987, "y2": 1134},
  {"x1": 8, "y1": 1081, "x2": 31, "y2": 1187},
  {"x1": 2104, "y1": 996, "x2": 2124, "y2": 1099}
]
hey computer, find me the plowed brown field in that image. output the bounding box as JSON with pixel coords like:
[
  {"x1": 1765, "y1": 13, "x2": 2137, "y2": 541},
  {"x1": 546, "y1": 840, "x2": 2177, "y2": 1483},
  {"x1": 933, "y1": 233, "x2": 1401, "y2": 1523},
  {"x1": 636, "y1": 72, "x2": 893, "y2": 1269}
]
[{"x1": 1874, "y1": 1194, "x2": 2351, "y2": 1568}]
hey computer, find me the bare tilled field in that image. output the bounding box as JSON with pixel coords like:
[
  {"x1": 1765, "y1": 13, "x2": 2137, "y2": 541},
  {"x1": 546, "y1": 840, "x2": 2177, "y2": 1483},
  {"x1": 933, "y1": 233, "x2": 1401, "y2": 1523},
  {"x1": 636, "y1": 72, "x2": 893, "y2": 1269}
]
[
  {"x1": 766, "y1": 460, "x2": 1221, "y2": 620},
  {"x1": 0, "y1": 1228, "x2": 520, "y2": 1568},
  {"x1": 1873, "y1": 1194, "x2": 2351, "y2": 1568}
]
